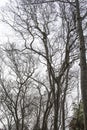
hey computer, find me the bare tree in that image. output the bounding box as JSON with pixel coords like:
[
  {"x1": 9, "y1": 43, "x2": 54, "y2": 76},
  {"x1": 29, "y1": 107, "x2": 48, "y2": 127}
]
[
  {"x1": 0, "y1": 43, "x2": 37, "y2": 130},
  {"x1": 0, "y1": 0, "x2": 84, "y2": 130}
]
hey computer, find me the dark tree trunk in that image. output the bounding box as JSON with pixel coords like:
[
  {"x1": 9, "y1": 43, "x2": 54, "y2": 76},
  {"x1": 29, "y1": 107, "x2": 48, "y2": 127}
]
[{"x1": 75, "y1": 0, "x2": 87, "y2": 130}]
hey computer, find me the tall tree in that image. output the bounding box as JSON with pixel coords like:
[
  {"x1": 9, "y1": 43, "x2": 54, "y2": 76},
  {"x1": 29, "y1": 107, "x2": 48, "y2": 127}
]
[
  {"x1": 30, "y1": 1, "x2": 87, "y2": 129},
  {"x1": 0, "y1": 0, "x2": 84, "y2": 130},
  {"x1": 75, "y1": 1, "x2": 87, "y2": 130}
]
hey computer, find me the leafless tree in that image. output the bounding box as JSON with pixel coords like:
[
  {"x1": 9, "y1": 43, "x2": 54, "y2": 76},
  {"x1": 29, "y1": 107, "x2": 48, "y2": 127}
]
[{"x1": 0, "y1": 0, "x2": 85, "y2": 130}]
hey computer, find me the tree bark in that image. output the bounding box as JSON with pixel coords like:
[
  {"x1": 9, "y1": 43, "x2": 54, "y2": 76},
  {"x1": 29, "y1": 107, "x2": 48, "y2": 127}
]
[{"x1": 75, "y1": 0, "x2": 87, "y2": 130}]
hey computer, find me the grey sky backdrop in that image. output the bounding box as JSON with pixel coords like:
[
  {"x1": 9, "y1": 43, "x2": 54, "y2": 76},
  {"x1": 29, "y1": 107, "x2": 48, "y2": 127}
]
[
  {"x1": 0, "y1": 0, "x2": 11, "y2": 44},
  {"x1": 0, "y1": 0, "x2": 81, "y2": 129}
]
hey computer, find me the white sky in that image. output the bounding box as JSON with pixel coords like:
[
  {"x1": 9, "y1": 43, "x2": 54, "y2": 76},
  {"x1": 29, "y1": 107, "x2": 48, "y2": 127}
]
[
  {"x1": 0, "y1": 0, "x2": 15, "y2": 45},
  {"x1": 0, "y1": 0, "x2": 8, "y2": 7},
  {"x1": 0, "y1": 0, "x2": 80, "y2": 129},
  {"x1": 0, "y1": 0, "x2": 9, "y2": 128}
]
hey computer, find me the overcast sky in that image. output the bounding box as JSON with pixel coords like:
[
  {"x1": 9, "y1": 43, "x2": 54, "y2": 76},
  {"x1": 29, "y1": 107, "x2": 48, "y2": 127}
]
[
  {"x1": 0, "y1": 0, "x2": 8, "y2": 7},
  {"x1": 0, "y1": 2, "x2": 8, "y2": 128},
  {"x1": 0, "y1": 0, "x2": 80, "y2": 128},
  {"x1": 0, "y1": 0, "x2": 14, "y2": 44}
]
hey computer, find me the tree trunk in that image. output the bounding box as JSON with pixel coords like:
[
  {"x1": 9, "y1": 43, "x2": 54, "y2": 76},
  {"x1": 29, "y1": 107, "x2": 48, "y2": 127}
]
[{"x1": 75, "y1": 0, "x2": 87, "y2": 130}]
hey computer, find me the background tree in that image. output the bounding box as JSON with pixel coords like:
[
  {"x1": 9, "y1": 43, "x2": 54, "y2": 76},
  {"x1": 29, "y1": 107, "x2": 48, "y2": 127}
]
[{"x1": 0, "y1": 0, "x2": 85, "y2": 130}]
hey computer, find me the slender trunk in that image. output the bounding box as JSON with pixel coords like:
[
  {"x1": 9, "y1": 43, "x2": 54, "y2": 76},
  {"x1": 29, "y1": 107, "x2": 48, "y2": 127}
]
[
  {"x1": 16, "y1": 120, "x2": 19, "y2": 130},
  {"x1": 54, "y1": 85, "x2": 60, "y2": 130},
  {"x1": 54, "y1": 101, "x2": 59, "y2": 130},
  {"x1": 76, "y1": 0, "x2": 87, "y2": 130},
  {"x1": 62, "y1": 68, "x2": 69, "y2": 130},
  {"x1": 42, "y1": 31, "x2": 60, "y2": 130}
]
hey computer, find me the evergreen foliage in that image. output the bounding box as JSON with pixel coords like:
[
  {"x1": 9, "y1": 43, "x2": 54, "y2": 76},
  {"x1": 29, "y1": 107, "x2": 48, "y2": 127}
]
[{"x1": 69, "y1": 101, "x2": 84, "y2": 130}]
